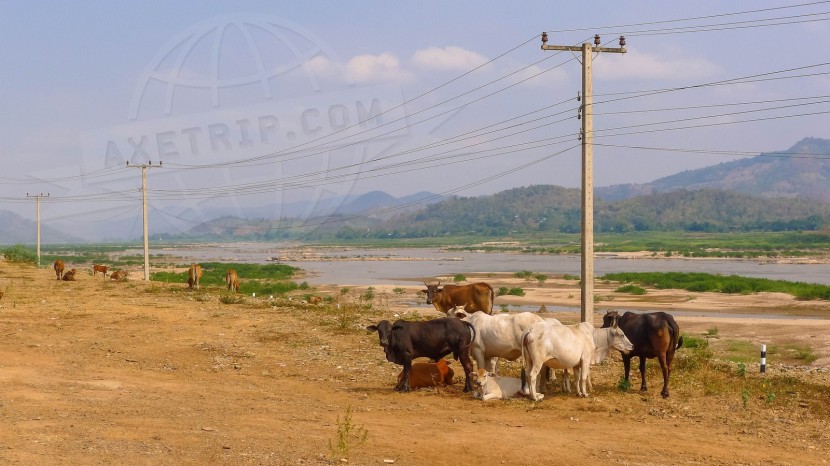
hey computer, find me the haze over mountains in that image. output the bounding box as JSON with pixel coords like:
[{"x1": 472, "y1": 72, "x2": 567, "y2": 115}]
[{"x1": 2, "y1": 138, "x2": 829, "y2": 244}]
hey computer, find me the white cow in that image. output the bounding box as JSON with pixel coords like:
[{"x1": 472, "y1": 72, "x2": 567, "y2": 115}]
[
  {"x1": 470, "y1": 368, "x2": 530, "y2": 400},
  {"x1": 522, "y1": 321, "x2": 633, "y2": 400},
  {"x1": 449, "y1": 308, "x2": 550, "y2": 375}
]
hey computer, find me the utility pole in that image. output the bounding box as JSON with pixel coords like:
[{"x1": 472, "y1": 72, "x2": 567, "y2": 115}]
[
  {"x1": 26, "y1": 193, "x2": 49, "y2": 267},
  {"x1": 541, "y1": 33, "x2": 626, "y2": 323},
  {"x1": 127, "y1": 161, "x2": 161, "y2": 281}
]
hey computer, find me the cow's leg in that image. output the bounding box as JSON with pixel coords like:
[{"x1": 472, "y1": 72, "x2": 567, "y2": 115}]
[
  {"x1": 561, "y1": 369, "x2": 571, "y2": 393},
  {"x1": 527, "y1": 363, "x2": 545, "y2": 401},
  {"x1": 459, "y1": 352, "x2": 475, "y2": 393},
  {"x1": 622, "y1": 355, "x2": 632, "y2": 382},
  {"x1": 638, "y1": 356, "x2": 648, "y2": 392},
  {"x1": 657, "y1": 352, "x2": 670, "y2": 398},
  {"x1": 398, "y1": 360, "x2": 412, "y2": 392},
  {"x1": 487, "y1": 357, "x2": 500, "y2": 376}
]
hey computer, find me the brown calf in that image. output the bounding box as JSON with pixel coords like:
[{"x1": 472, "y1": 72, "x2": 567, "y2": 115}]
[
  {"x1": 396, "y1": 359, "x2": 455, "y2": 389},
  {"x1": 53, "y1": 259, "x2": 65, "y2": 280},
  {"x1": 62, "y1": 269, "x2": 77, "y2": 281},
  {"x1": 225, "y1": 268, "x2": 240, "y2": 292},
  {"x1": 110, "y1": 270, "x2": 129, "y2": 281},
  {"x1": 93, "y1": 264, "x2": 109, "y2": 277},
  {"x1": 187, "y1": 264, "x2": 203, "y2": 289}
]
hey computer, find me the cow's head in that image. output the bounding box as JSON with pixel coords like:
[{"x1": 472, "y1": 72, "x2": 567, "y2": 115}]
[
  {"x1": 608, "y1": 324, "x2": 634, "y2": 354},
  {"x1": 366, "y1": 320, "x2": 393, "y2": 347},
  {"x1": 601, "y1": 310, "x2": 620, "y2": 329},
  {"x1": 420, "y1": 281, "x2": 442, "y2": 305},
  {"x1": 447, "y1": 306, "x2": 471, "y2": 320}
]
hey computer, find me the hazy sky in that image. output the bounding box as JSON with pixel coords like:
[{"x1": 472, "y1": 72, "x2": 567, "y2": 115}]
[{"x1": 1, "y1": 1, "x2": 829, "y2": 238}]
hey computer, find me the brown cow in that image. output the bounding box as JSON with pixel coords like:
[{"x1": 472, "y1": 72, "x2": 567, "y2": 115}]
[
  {"x1": 110, "y1": 270, "x2": 129, "y2": 281},
  {"x1": 225, "y1": 268, "x2": 240, "y2": 292},
  {"x1": 61, "y1": 269, "x2": 77, "y2": 281},
  {"x1": 53, "y1": 259, "x2": 65, "y2": 280},
  {"x1": 396, "y1": 359, "x2": 454, "y2": 389},
  {"x1": 92, "y1": 264, "x2": 109, "y2": 277},
  {"x1": 187, "y1": 264, "x2": 203, "y2": 289},
  {"x1": 602, "y1": 310, "x2": 683, "y2": 398},
  {"x1": 421, "y1": 281, "x2": 494, "y2": 315},
  {"x1": 308, "y1": 296, "x2": 323, "y2": 305}
]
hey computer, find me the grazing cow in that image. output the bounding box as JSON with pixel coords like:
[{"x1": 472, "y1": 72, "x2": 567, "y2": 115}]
[
  {"x1": 53, "y1": 259, "x2": 65, "y2": 280},
  {"x1": 110, "y1": 270, "x2": 129, "y2": 281},
  {"x1": 187, "y1": 264, "x2": 203, "y2": 289},
  {"x1": 449, "y1": 308, "x2": 545, "y2": 375},
  {"x1": 602, "y1": 310, "x2": 683, "y2": 398},
  {"x1": 61, "y1": 269, "x2": 77, "y2": 281},
  {"x1": 366, "y1": 318, "x2": 476, "y2": 392},
  {"x1": 522, "y1": 321, "x2": 633, "y2": 400},
  {"x1": 471, "y1": 368, "x2": 530, "y2": 400},
  {"x1": 308, "y1": 296, "x2": 323, "y2": 305},
  {"x1": 396, "y1": 359, "x2": 455, "y2": 389},
  {"x1": 92, "y1": 264, "x2": 109, "y2": 277},
  {"x1": 225, "y1": 268, "x2": 240, "y2": 292},
  {"x1": 421, "y1": 281, "x2": 494, "y2": 315}
]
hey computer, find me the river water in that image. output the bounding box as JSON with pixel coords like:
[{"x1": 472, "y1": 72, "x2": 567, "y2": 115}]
[{"x1": 153, "y1": 243, "x2": 830, "y2": 287}]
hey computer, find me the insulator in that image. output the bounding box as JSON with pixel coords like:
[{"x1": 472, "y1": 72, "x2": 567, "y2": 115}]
[
  {"x1": 619, "y1": 36, "x2": 626, "y2": 47},
  {"x1": 594, "y1": 35, "x2": 601, "y2": 46},
  {"x1": 577, "y1": 91, "x2": 581, "y2": 101},
  {"x1": 541, "y1": 32, "x2": 548, "y2": 44}
]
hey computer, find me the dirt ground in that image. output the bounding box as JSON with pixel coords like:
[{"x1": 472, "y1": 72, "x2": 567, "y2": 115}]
[{"x1": 1, "y1": 258, "x2": 829, "y2": 465}]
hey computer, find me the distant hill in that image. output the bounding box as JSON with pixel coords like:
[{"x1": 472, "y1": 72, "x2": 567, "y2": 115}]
[
  {"x1": 597, "y1": 138, "x2": 830, "y2": 202},
  {"x1": 365, "y1": 185, "x2": 830, "y2": 237},
  {"x1": 0, "y1": 211, "x2": 85, "y2": 245}
]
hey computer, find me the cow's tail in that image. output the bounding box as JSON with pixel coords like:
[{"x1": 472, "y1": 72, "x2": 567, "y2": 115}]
[
  {"x1": 462, "y1": 321, "x2": 476, "y2": 353},
  {"x1": 521, "y1": 331, "x2": 532, "y2": 376},
  {"x1": 488, "y1": 285, "x2": 495, "y2": 314},
  {"x1": 671, "y1": 319, "x2": 683, "y2": 350},
  {"x1": 520, "y1": 367, "x2": 527, "y2": 393},
  {"x1": 676, "y1": 335, "x2": 684, "y2": 350}
]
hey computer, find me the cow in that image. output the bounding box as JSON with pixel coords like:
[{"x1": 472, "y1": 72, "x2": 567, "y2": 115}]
[
  {"x1": 470, "y1": 368, "x2": 530, "y2": 400},
  {"x1": 92, "y1": 264, "x2": 109, "y2": 277},
  {"x1": 396, "y1": 359, "x2": 455, "y2": 389},
  {"x1": 522, "y1": 320, "x2": 633, "y2": 400},
  {"x1": 448, "y1": 308, "x2": 545, "y2": 375},
  {"x1": 187, "y1": 264, "x2": 203, "y2": 289},
  {"x1": 602, "y1": 310, "x2": 684, "y2": 398},
  {"x1": 53, "y1": 259, "x2": 65, "y2": 280},
  {"x1": 110, "y1": 270, "x2": 129, "y2": 281},
  {"x1": 366, "y1": 318, "x2": 476, "y2": 392},
  {"x1": 421, "y1": 281, "x2": 494, "y2": 315},
  {"x1": 61, "y1": 269, "x2": 77, "y2": 281},
  {"x1": 308, "y1": 296, "x2": 323, "y2": 305},
  {"x1": 225, "y1": 268, "x2": 240, "y2": 292}
]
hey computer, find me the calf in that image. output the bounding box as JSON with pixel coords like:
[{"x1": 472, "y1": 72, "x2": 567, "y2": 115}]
[
  {"x1": 522, "y1": 321, "x2": 632, "y2": 400},
  {"x1": 471, "y1": 368, "x2": 529, "y2": 400},
  {"x1": 53, "y1": 259, "x2": 65, "y2": 280},
  {"x1": 602, "y1": 310, "x2": 683, "y2": 398},
  {"x1": 110, "y1": 270, "x2": 129, "y2": 281},
  {"x1": 225, "y1": 268, "x2": 240, "y2": 292},
  {"x1": 367, "y1": 318, "x2": 476, "y2": 392},
  {"x1": 422, "y1": 281, "x2": 494, "y2": 314},
  {"x1": 396, "y1": 359, "x2": 454, "y2": 389},
  {"x1": 61, "y1": 269, "x2": 77, "y2": 281},
  {"x1": 92, "y1": 264, "x2": 109, "y2": 277},
  {"x1": 187, "y1": 264, "x2": 203, "y2": 289},
  {"x1": 308, "y1": 296, "x2": 323, "y2": 305},
  {"x1": 449, "y1": 308, "x2": 544, "y2": 375}
]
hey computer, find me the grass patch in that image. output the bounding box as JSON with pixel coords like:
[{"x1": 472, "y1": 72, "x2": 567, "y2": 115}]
[
  {"x1": 515, "y1": 271, "x2": 534, "y2": 280},
  {"x1": 614, "y1": 284, "x2": 646, "y2": 295},
  {"x1": 151, "y1": 262, "x2": 303, "y2": 295},
  {"x1": 453, "y1": 273, "x2": 466, "y2": 282},
  {"x1": 498, "y1": 287, "x2": 525, "y2": 297},
  {"x1": 1, "y1": 245, "x2": 37, "y2": 264}
]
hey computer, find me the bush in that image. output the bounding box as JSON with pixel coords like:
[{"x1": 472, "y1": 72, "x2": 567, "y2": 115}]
[
  {"x1": 1, "y1": 244, "x2": 37, "y2": 264},
  {"x1": 453, "y1": 274, "x2": 466, "y2": 282},
  {"x1": 515, "y1": 271, "x2": 534, "y2": 280},
  {"x1": 615, "y1": 284, "x2": 646, "y2": 295},
  {"x1": 506, "y1": 287, "x2": 525, "y2": 296}
]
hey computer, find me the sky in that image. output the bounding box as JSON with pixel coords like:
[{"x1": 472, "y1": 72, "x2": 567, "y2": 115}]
[{"x1": 1, "y1": 1, "x2": 829, "y2": 239}]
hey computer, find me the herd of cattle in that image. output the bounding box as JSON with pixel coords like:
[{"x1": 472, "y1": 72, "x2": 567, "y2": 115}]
[
  {"x1": 52, "y1": 259, "x2": 128, "y2": 282},
  {"x1": 368, "y1": 281, "x2": 683, "y2": 401}
]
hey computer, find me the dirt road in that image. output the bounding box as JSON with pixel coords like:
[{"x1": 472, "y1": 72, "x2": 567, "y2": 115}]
[{"x1": 0, "y1": 259, "x2": 828, "y2": 465}]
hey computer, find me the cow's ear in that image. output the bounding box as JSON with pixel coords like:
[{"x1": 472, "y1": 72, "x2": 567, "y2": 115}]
[
  {"x1": 453, "y1": 310, "x2": 466, "y2": 319},
  {"x1": 366, "y1": 325, "x2": 378, "y2": 331},
  {"x1": 391, "y1": 324, "x2": 403, "y2": 331}
]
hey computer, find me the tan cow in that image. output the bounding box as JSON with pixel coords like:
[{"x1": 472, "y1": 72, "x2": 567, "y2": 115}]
[
  {"x1": 225, "y1": 268, "x2": 240, "y2": 292},
  {"x1": 53, "y1": 259, "x2": 65, "y2": 280},
  {"x1": 110, "y1": 270, "x2": 129, "y2": 281},
  {"x1": 308, "y1": 296, "x2": 323, "y2": 305},
  {"x1": 187, "y1": 264, "x2": 203, "y2": 289},
  {"x1": 62, "y1": 269, "x2": 77, "y2": 281},
  {"x1": 396, "y1": 359, "x2": 454, "y2": 389},
  {"x1": 92, "y1": 264, "x2": 109, "y2": 277},
  {"x1": 421, "y1": 281, "x2": 495, "y2": 315}
]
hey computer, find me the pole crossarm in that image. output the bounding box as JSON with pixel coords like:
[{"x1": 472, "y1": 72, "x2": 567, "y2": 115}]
[{"x1": 541, "y1": 44, "x2": 626, "y2": 54}]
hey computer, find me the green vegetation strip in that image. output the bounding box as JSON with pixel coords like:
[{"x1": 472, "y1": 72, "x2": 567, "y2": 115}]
[
  {"x1": 603, "y1": 271, "x2": 830, "y2": 300},
  {"x1": 151, "y1": 262, "x2": 305, "y2": 295}
]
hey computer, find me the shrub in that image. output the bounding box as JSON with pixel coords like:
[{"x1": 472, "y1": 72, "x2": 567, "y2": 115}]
[
  {"x1": 534, "y1": 273, "x2": 548, "y2": 284},
  {"x1": 615, "y1": 284, "x2": 646, "y2": 295},
  {"x1": 506, "y1": 287, "x2": 525, "y2": 296},
  {"x1": 515, "y1": 271, "x2": 533, "y2": 279},
  {"x1": 1, "y1": 245, "x2": 37, "y2": 264},
  {"x1": 453, "y1": 274, "x2": 466, "y2": 282}
]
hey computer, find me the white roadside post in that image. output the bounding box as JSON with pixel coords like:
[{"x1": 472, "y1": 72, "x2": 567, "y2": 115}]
[{"x1": 761, "y1": 344, "x2": 767, "y2": 374}]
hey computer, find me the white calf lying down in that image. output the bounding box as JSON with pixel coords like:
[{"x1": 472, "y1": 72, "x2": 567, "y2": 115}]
[{"x1": 470, "y1": 368, "x2": 531, "y2": 400}]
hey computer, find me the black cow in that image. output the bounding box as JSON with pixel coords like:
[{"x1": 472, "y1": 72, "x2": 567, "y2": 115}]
[
  {"x1": 367, "y1": 318, "x2": 476, "y2": 392},
  {"x1": 602, "y1": 310, "x2": 683, "y2": 398}
]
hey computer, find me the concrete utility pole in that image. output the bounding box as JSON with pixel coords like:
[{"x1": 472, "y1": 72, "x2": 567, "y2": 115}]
[
  {"x1": 126, "y1": 161, "x2": 161, "y2": 281},
  {"x1": 26, "y1": 193, "x2": 49, "y2": 267},
  {"x1": 541, "y1": 33, "x2": 626, "y2": 323}
]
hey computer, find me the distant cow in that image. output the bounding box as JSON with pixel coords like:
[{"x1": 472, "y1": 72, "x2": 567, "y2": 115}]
[
  {"x1": 53, "y1": 259, "x2": 65, "y2": 280},
  {"x1": 421, "y1": 281, "x2": 494, "y2": 315},
  {"x1": 602, "y1": 310, "x2": 683, "y2": 398},
  {"x1": 471, "y1": 368, "x2": 530, "y2": 400},
  {"x1": 110, "y1": 270, "x2": 129, "y2": 281},
  {"x1": 522, "y1": 321, "x2": 633, "y2": 400},
  {"x1": 449, "y1": 308, "x2": 545, "y2": 375},
  {"x1": 396, "y1": 359, "x2": 455, "y2": 389},
  {"x1": 225, "y1": 268, "x2": 240, "y2": 292},
  {"x1": 187, "y1": 264, "x2": 203, "y2": 289},
  {"x1": 367, "y1": 318, "x2": 476, "y2": 392},
  {"x1": 92, "y1": 264, "x2": 109, "y2": 277},
  {"x1": 61, "y1": 269, "x2": 77, "y2": 281},
  {"x1": 308, "y1": 296, "x2": 323, "y2": 305}
]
